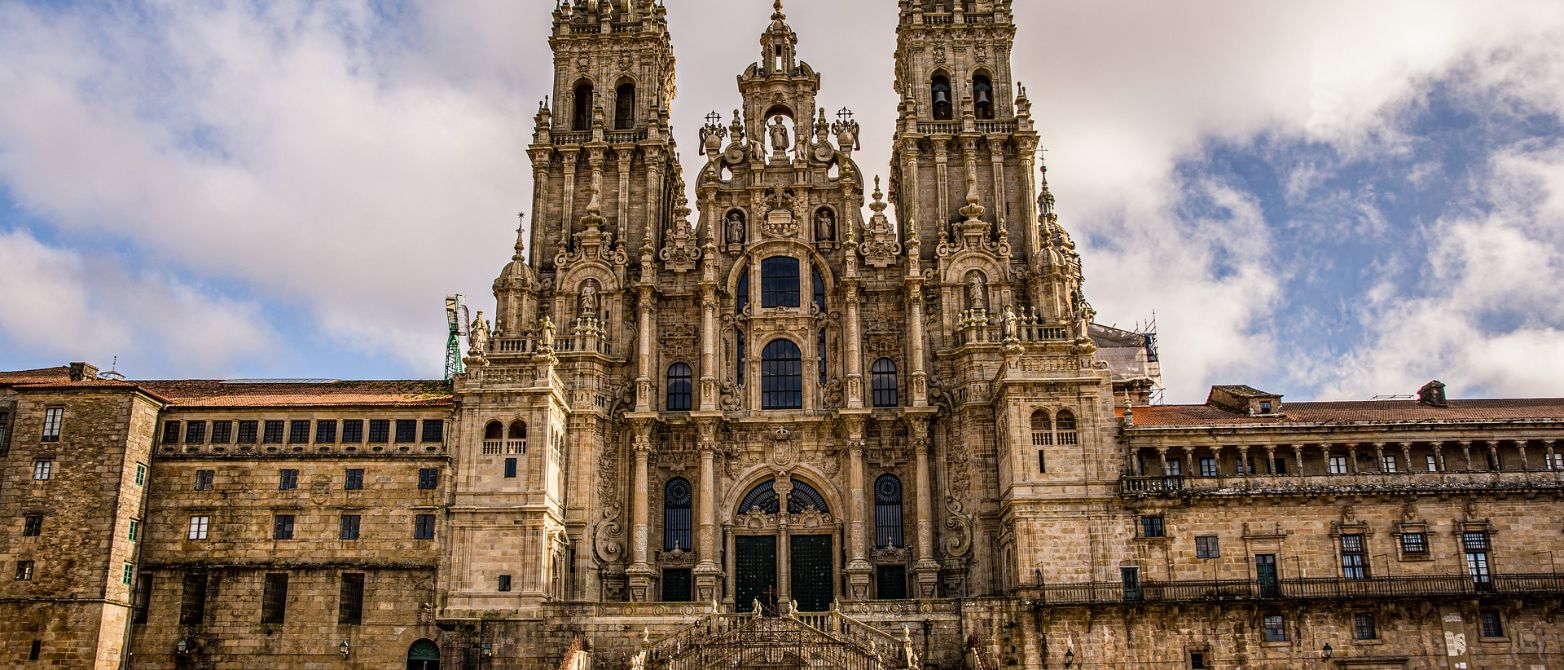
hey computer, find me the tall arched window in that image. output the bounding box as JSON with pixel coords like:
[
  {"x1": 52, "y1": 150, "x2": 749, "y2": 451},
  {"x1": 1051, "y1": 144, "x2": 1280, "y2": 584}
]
[
  {"x1": 973, "y1": 74, "x2": 995, "y2": 120},
  {"x1": 761, "y1": 340, "x2": 803, "y2": 410},
  {"x1": 931, "y1": 74, "x2": 953, "y2": 121},
  {"x1": 736, "y1": 268, "x2": 750, "y2": 312},
  {"x1": 761, "y1": 257, "x2": 801, "y2": 308},
  {"x1": 508, "y1": 421, "x2": 528, "y2": 454},
  {"x1": 1056, "y1": 410, "x2": 1078, "y2": 445},
  {"x1": 874, "y1": 474, "x2": 904, "y2": 547},
  {"x1": 572, "y1": 80, "x2": 594, "y2": 131},
  {"x1": 1031, "y1": 410, "x2": 1051, "y2": 473},
  {"x1": 483, "y1": 421, "x2": 504, "y2": 454},
  {"x1": 614, "y1": 81, "x2": 636, "y2": 130},
  {"x1": 666, "y1": 363, "x2": 693, "y2": 412},
  {"x1": 812, "y1": 266, "x2": 826, "y2": 313},
  {"x1": 872, "y1": 358, "x2": 899, "y2": 407},
  {"x1": 663, "y1": 478, "x2": 692, "y2": 551}
]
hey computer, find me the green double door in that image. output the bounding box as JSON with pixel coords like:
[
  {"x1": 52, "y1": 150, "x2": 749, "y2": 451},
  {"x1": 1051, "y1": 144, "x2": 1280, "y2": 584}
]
[{"x1": 735, "y1": 535, "x2": 833, "y2": 613}]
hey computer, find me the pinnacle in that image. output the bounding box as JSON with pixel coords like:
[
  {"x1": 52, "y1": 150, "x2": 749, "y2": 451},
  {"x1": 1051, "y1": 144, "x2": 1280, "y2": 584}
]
[{"x1": 772, "y1": 0, "x2": 785, "y2": 20}]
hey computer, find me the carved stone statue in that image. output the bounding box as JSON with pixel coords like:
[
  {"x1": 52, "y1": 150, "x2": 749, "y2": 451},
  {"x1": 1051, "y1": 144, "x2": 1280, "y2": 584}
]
[
  {"x1": 540, "y1": 315, "x2": 557, "y2": 349},
  {"x1": 726, "y1": 211, "x2": 746, "y2": 245},
  {"x1": 579, "y1": 282, "x2": 599, "y2": 315},
  {"x1": 768, "y1": 116, "x2": 790, "y2": 153},
  {"x1": 1002, "y1": 304, "x2": 1017, "y2": 341},
  {"x1": 815, "y1": 209, "x2": 836, "y2": 242},
  {"x1": 967, "y1": 273, "x2": 987, "y2": 311},
  {"x1": 469, "y1": 311, "x2": 491, "y2": 354}
]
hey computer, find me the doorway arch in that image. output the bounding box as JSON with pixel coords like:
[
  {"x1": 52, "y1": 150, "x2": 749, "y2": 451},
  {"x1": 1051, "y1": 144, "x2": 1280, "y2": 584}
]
[
  {"x1": 730, "y1": 475, "x2": 838, "y2": 614},
  {"x1": 407, "y1": 639, "x2": 439, "y2": 670}
]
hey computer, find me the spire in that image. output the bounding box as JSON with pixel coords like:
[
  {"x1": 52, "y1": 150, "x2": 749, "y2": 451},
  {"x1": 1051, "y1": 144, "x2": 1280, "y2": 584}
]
[
  {"x1": 513, "y1": 213, "x2": 527, "y2": 261},
  {"x1": 772, "y1": 0, "x2": 785, "y2": 21}
]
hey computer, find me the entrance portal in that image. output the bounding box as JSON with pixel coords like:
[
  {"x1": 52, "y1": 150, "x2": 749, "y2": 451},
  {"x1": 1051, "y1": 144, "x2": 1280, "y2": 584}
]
[
  {"x1": 736, "y1": 535, "x2": 778, "y2": 613},
  {"x1": 790, "y1": 535, "x2": 833, "y2": 612},
  {"x1": 407, "y1": 639, "x2": 440, "y2": 670}
]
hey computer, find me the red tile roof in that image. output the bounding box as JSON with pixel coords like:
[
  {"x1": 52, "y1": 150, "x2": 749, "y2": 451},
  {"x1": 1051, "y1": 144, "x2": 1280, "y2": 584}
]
[
  {"x1": 1131, "y1": 398, "x2": 1564, "y2": 428},
  {"x1": 1, "y1": 367, "x2": 451, "y2": 408},
  {"x1": 0, "y1": 367, "x2": 74, "y2": 385}
]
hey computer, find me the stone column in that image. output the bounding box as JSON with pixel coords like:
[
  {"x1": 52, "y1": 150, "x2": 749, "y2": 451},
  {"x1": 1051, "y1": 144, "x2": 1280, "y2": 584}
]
[
  {"x1": 1434, "y1": 442, "x2": 1447, "y2": 472},
  {"x1": 1460, "y1": 441, "x2": 1474, "y2": 471},
  {"x1": 1157, "y1": 447, "x2": 1170, "y2": 476},
  {"x1": 844, "y1": 418, "x2": 872, "y2": 598},
  {"x1": 1486, "y1": 440, "x2": 1501, "y2": 472},
  {"x1": 1373, "y1": 443, "x2": 1387, "y2": 473},
  {"x1": 1182, "y1": 445, "x2": 1196, "y2": 476},
  {"x1": 1292, "y1": 444, "x2": 1305, "y2": 476},
  {"x1": 1546, "y1": 440, "x2": 1558, "y2": 471},
  {"x1": 909, "y1": 417, "x2": 940, "y2": 597},
  {"x1": 1347, "y1": 443, "x2": 1360, "y2": 475},
  {"x1": 694, "y1": 420, "x2": 723, "y2": 602},
  {"x1": 626, "y1": 422, "x2": 656, "y2": 601},
  {"x1": 699, "y1": 286, "x2": 718, "y2": 411},
  {"x1": 907, "y1": 292, "x2": 929, "y2": 406},
  {"x1": 1516, "y1": 440, "x2": 1530, "y2": 471},
  {"x1": 1237, "y1": 445, "x2": 1252, "y2": 476},
  {"x1": 844, "y1": 284, "x2": 865, "y2": 408},
  {"x1": 1264, "y1": 445, "x2": 1278, "y2": 475},
  {"x1": 1400, "y1": 442, "x2": 1414, "y2": 474},
  {"x1": 635, "y1": 287, "x2": 655, "y2": 412}
]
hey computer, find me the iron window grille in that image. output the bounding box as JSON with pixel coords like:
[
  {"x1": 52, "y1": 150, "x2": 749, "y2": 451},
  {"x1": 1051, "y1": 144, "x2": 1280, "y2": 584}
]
[
  {"x1": 1341, "y1": 535, "x2": 1369, "y2": 580},
  {"x1": 1353, "y1": 612, "x2": 1377, "y2": 640},
  {"x1": 179, "y1": 573, "x2": 207, "y2": 625},
  {"x1": 261, "y1": 573, "x2": 288, "y2": 624},
  {"x1": 338, "y1": 573, "x2": 365, "y2": 625},
  {"x1": 1400, "y1": 532, "x2": 1428, "y2": 555},
  {"x1": 663, "y1": 478, "x2": 693, "y2": 551},
  {"x1": 874, "y1": 474, "x2": 904, "y2": 548}
]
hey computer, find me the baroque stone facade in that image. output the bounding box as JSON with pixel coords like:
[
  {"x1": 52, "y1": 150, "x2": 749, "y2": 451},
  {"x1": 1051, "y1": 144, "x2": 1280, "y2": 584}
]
[{"x1": 2, "y1": 1, "x2": 1563, "y2": 669}]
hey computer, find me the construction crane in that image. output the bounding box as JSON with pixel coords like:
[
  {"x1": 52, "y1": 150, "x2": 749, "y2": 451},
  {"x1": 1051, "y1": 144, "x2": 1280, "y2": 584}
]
[{"x1": 444, "y1": 294, "x2": 470, "y2": 380}]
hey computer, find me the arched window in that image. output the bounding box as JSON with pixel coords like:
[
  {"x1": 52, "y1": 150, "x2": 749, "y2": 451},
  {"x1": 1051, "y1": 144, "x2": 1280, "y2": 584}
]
[
  {"x1": 483, "y1": 421, "x2": 504, "y2": 454},
  {"x1": 931, "y1": 74, "x2": 953, "y2": 121},
  {"x1": 761, "y1": 340, "x2": 803, "y2": 410},
  {"x1": 973, "y1": 74, "x2": 994, "y2": 120},
  {"x1": 407, "y1": 640, "x2": 440, "y2": 670},
  {"x1": 1031, "y1": 410, "x2": 1051, "y2": 473},
  {"x1": 738, "y1": 480, "x2": 830, "y2": 515},
  {"x1": 872, "y1": 358, "x2": 899, "y2": 407},
  {"x1": 761, "y1": 257, "x2": 801, "y2": 308},
  {"x1": 874, "y1": 474, "x2": 904, "y2": 547},
  {"x1": 736, "y1": 268, "x2": 750, "y2": 312},
  {"x1": 666, "y1": 363, "x2": 693, "y2": 412},
  {"x1": 1056, "y1": 410, "x2": 1078, "y2": 445},
  {"x1": 614, "y1": 81, "x2": 636, "y2": 130},
  {"x1": 572, "y1": 80, "x2": 594, "y2": 131},
  {"x1": 508, "y1": 421, "x2": 528, "y2": 454},
  {"x1": 663, "y1": 478, "x2": 692, "y2": 551},
  {"x1": 812, "y1": 266, "x2": 826, "y2": 313},
  {"x1": 817, "y1": 329, "x2": 828, "y2": 385}
]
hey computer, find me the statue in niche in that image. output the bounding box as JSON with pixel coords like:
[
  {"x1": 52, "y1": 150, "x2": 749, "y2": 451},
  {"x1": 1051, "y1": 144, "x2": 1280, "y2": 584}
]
[
  {"x1": 769, "y1": 116, "x2": 790, "y2": 154},
  {"x1": 579, "y1": 281, "x2": 600, "y2": 316},
  {"x1": 726, "y1": 211, "x2": 747, "y2": 245},
  {"x1": 815, "y1": 209, "x2": 836, "y2": 242},
  {"x1": 966, "y1": 272, "x2": 987, "y2": 311}
]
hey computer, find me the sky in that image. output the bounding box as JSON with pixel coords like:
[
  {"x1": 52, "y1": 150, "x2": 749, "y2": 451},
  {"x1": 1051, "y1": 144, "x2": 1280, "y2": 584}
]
[{"x1": 1, "y1": 0, "x2": 1563, "y2": 404}]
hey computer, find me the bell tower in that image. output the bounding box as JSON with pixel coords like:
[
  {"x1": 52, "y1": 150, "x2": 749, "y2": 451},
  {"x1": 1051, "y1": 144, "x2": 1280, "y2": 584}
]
[{"x1": 888, "y1": 0, "x2": 1043, "y2": 263}]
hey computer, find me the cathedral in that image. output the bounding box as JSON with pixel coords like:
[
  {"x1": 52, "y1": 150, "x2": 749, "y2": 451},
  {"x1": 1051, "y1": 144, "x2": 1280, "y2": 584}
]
[{"x1": 2, "y1": 1, "x2": 1563, "y2": 669}]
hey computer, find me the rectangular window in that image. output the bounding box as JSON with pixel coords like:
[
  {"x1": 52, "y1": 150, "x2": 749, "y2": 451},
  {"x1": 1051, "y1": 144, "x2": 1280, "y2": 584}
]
[
  {"x1": 367, "y1": 419, "x2": 390, "y2": 443},
  {"x1": 1426, "y1": 455, "x2": 1440, "y2": 472},
  {"x1": 273, "y1": 514, "x2": 295, "y2": 540},
  {"x1": 1381, "y1": 455, "x2": 1397, "y2": 472},
  {"x1": 278, "y1": 469, "x2": 299, "y2": 490},
  {"x1": 1328, "y1": 455, "x2": 1349, "y2": 475},
  {"x1": 498, "y1": 575, "x2": 512, "y2": 592},
  {"x1": 1479, "y1": 608, "x2": 1504, "y2": 638},
  {"x1": 316, "y1": 420, "x2": 338, "y2": 444},
  {"x1": 661, "y1": 568, "x2": 693, "y2": 602},
  {"x1": 134, "y1": 463, "x2": 146, "y2": 486},
  {"x1": 188, "y1": 515, "x2": 210, "y2": 540},
  {"x1": 262, "y1": 420, "x2": 284, "y2": 444},
  {"x1": 128, "y1": 519, "x2": 139, "y2": 542},
  {"x1": 413, "y1": 514, "x2": 436, "y2": 540},
  {"x1": 261, "y1": 573, "x2": 289, "y2": 624},
  {"x1": 211, "y1": 420, "x2": 233, "y2": 444},
  {"x1": 1166, "y1": 459, "x2": 1182, "y2": 476},
  {"x1": 179, "y1": 573, "x2": 207, "y2": 625},
  {"x1": 1548, "y1": 453, "x2": 1564, "y2": 470},
  {"x1": 344, "y1": 469, "x2": 364, "y2": 490},
  {"x1": 1189, "y1": 652, "x2": 1207, "y2": 669},
  {"x1": 1465, "y1": 531, "x2": 1492, "y2": 586},
  {"x1": 23, "y1": 514, "x2": 42, "y2": 536},
  {"x1": 288, "y1": 420, "x2": 310, "y2": 444},
  {"x1": 1195, "y1": 535, "x2": 1220, "y2": 559},
  {"x1": 122, "y1": 562, "x2": 134, "y2": 585},
  {"x1": 875, "y1": 565, "x2": 908, "y2": 600},
  {"x1": 1463, "y1": 531, "x2": 1490, "y2": 551},
  {"x1": 1037, "y1": 450, "x2": 1046, "y2": 474},
  {"x1": 1353, "y1": 612, "x2": 1377, "y2": 640},
  {"x1": 0, "y1": 410, "x2": 9, "y2": 452},
  {"x1": 161, "y1": 421, "x2": 181, "y2": 445},
  {"x1": 504, "y1": 458, "x2": 518, "y2": 478},
  {"x1": 184, "y1": 421, "x2": 206, "y2": 444},
  {"x1": 342, "y1": 419, "x2": 363, "y2": 443},
  {"x1": 236, "y1": 420, "x2": 258, "y2": 444},
  {"x1": 1199, "y1": 457, "x2": 1217, "y2": 477},
  {"x1": 15, "y1": 560, "x2": 34, "y2": 581},
  {"x1": 422, "y1": 419, "x2": 445, "y2": 443},
  {"x1": 1262, "y1": 614, "x2": 1287, "y2": 642},
  {"x1": 338, "y1": 573, "x2": 365, "y2": 625},
  {"x1": 1400, "y1": 532, "x2": 1428, "y2": 555},
  {"x1": 41, "y1": 407, "x2": 63, "y2": 442},
  {"x1": 760, "y1": 256, "x2": 802, "y2": 308},
  {"x1": 418, "y1": 468, "x2": 439, "y2": 490},
  {"x1": 195, "y1": 469, "x2": 215, "y2": 491},
  {"x1": 133, "y1": 572, "x2": 154, "y2": 624},
  {"x1": 395, "y1": 419, "x2": 417, "y2": 443},
  {"x1": 339, "y1": 515, "x2": 360, "y2": 541},
  {"x1": 1140, "y1": 515, "x2": 1166, "y2": 538},
  {"x1": 1341, "y1": 535, "x2": 1369, "y2": 580},
  {"x1": 32, "y1": 460, "x2": 52, "y2": 480}
]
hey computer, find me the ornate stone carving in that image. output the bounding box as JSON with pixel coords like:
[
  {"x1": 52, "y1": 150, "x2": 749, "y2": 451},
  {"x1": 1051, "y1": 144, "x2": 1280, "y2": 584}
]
[
  {"x1": 659, "y1": 196, "x2": 701, "y2": 273},
  {"x1": 942, "y1": 497, "x2": 974, "y2": 558},
  {"x1": 858, "y1": 178, "x2": 902, "y2": 268}
]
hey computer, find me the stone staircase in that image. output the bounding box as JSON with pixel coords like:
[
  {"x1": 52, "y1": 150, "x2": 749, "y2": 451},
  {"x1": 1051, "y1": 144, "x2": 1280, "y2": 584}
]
[{"x1": 632, "y1": 605, "x2": 920, "y2": 670}]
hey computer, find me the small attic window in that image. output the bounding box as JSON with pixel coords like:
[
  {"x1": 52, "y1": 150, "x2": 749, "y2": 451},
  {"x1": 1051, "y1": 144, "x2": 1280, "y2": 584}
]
[
  {"x1": 1206, "y1": 385, "x2": 1283, "y2": 417},
  {"x1": 1417, "y1": 380, "x2": 1448, "y2": 408},
  {"x1": 1258, "y1": 400, "x2": 1273, "y2": 414}
]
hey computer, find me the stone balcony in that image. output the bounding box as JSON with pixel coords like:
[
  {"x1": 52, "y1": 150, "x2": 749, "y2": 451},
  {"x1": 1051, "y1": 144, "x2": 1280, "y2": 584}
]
[
  {"x1": 1024, "y1": 572, "x2": 1564, "y2": 607},
  {"x1": 1119, "y1": 469, "x2": 1564, "y2": 499}
]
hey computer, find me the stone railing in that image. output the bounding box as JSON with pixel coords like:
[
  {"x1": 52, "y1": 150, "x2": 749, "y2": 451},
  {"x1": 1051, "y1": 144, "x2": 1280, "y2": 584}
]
[
  {"x1": 954, "y1": 309, "x2": 1071, "y2": 347},
  {"x1": 1029, "y1": 572, "x2": 1564, "y2": 607},
  {"x1": 1120, "y1": 470, "x2": 1564, "y2": 498},
  {"x1": 644, "y1": 609, "x2": 914, "y2": 670},
  {"x1": 916, "y1": 121, "x2": 960, "y2": 135}
]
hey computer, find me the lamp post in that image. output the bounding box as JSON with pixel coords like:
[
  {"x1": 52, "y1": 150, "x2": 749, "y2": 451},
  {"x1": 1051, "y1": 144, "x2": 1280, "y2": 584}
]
[
  {"x1": 1322, "y1": 642, "x2": 1333, "y2": 663},
  {"x1": 1064, "y1": 648, "x2": 1074, "y2": 668},
  {"x1": 339, "y1": 640, "x2": 350, "y2": 658},
  {"x1": 176, "y1": 639, "x2": 189, "y2": 655}
]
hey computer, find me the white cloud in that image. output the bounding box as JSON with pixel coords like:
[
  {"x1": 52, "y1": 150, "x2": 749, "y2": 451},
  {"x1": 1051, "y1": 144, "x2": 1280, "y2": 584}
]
[{"x1": 0, "y1": 228, "x2": 273, "y2": 375}]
